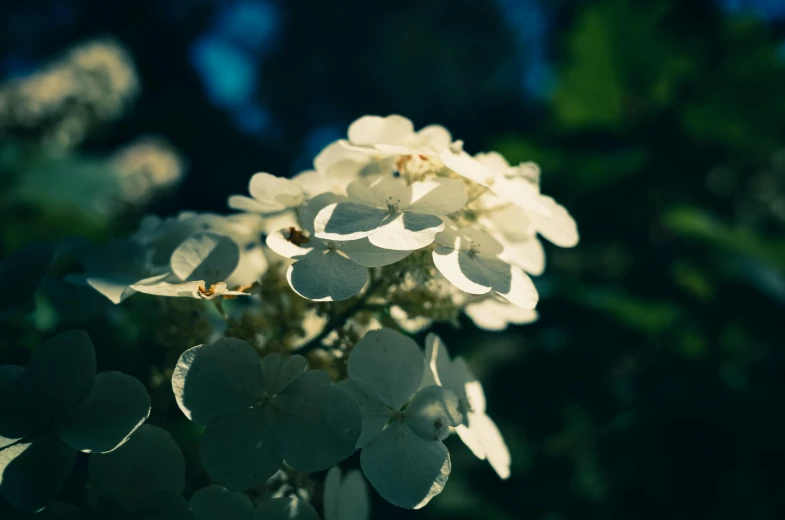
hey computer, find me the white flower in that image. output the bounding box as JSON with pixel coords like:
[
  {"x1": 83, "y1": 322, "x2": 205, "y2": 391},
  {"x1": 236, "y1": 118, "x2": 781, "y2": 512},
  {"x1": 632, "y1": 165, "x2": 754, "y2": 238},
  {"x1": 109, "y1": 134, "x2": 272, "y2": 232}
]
[
  {"x1": 432, "y1": 221, "x2": 539, "y2": 309},
  {"x1": 133, "y1": 212, "x2": 269, "y2": 287},
  {"x1": 171, "y1": 339, "x2": 361, "y2": 490},
  {"x1": 342, "y1": 114, "x2": 452, "y2": 157},
  {"x1": 228, "y1": 172, "x2": 305, "y2": 214},
  {"x1": 423, "y1": 334, "x2": 511, "y2": 479},
  {"x1": 464, "y1": 297, "x2": 538, "y2": 331},
  {"x1": 341, "y1": 328, "x2": 463, "y2": 509},
  {"x1": 440, "y1": 145, "x2": 550, "y2": 216},
  {"x1": 266, "y1": 194, "x2": 411, "y2": 301},
  {"x1": 131, "y1": 232, "x2": 251, "y2": 300},
  {"x1": 323, "y1": 466, "x2": 370, "y2": 520},
  {"x1": 314, "y1": 176, "x2": 466, "y2": 251}
]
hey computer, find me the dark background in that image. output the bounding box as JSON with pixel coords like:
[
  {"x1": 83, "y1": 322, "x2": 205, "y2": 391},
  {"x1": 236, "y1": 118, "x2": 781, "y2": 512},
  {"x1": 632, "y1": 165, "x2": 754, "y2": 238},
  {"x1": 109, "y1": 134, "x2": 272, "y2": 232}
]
[{"x1": 1, "y1": 0, "x2": 785, "y2": 518}]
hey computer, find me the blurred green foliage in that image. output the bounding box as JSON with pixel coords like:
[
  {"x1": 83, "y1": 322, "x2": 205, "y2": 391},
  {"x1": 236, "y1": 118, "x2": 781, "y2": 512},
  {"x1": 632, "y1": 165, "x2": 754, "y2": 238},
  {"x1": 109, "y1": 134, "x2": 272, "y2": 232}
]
[{"x1": 1, "y1": 0, "x2": 784, "y2": 518}]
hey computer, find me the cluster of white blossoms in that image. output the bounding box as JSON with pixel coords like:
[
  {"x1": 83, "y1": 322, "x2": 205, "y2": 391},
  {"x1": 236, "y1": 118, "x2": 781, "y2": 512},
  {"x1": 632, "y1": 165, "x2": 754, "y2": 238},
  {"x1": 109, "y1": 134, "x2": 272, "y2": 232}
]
[{"x1": 1, "y1": 115, "x2": 579, "y2": 516}]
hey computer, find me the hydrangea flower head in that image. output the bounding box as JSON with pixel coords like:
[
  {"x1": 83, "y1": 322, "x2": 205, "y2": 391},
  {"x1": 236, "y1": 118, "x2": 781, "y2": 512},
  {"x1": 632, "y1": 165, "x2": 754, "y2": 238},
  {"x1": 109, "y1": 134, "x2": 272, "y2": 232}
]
[
  {"x1": 342, "y1": 328, "x2": 463, "y2": 509},
  {"x1": 171, "y1": 338, "x2": 361, "y2": 490}
]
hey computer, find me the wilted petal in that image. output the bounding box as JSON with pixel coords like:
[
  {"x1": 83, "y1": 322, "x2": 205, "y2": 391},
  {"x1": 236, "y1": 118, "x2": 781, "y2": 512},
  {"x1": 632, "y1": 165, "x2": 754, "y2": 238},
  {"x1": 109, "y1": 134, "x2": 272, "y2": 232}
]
[
  {"x1": 200, "y1": 407, "x2": 280, "y2": 490},
  {"x1": 190, "y1": 485, "x2": 253, "y2": 520},
  {"x1": 360, "y1": 422, "x2": 451, "y2": 509},
  {"x1": 0, "y1": 432, "x2": 76, "y2": 512},
  {"x1": 348, "y1": 329, "x2": 424, "y2": 410},
  {"x1": 172, "y1": 339, "x2": 265, "y2": 424},
  {"x1": 287, "y1": 251, "x2": 368, "y2": 302},
  {"x1": 272, "y1": 371, "x2": 361, "y2": 473},
  {"x1": 59, "y1": 371, "x2": 151, "y2": 454}
]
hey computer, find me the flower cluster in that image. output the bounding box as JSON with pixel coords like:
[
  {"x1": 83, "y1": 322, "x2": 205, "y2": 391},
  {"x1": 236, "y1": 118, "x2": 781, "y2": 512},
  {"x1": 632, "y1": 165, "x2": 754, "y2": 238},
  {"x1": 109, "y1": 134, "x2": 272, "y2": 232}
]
[{"x1": 0, "y1": 115, "x2": 579, "y2": 516}]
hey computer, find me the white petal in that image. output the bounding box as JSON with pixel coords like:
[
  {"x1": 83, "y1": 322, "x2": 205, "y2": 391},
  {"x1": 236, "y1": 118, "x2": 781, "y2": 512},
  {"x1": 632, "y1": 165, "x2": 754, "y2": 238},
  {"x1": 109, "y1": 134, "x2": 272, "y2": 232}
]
[
  {"x1": 346, "y1": 176, "x2": 410, "y2": 209},
  {"x1": 432, "y1": 247, "x2": 491, "y2": 295},
  {"x1": 171, "y1": 339, "x2": 265, "y2": 424},
  {"x1": 500, "y1": 238, "x2": 546, "y2": 276},
  {"x1": 259, "y1": 353, "x2": 307, "y2": 396},
  {"x1": 360, "y1": 422, "x2": 450, "y2": 509},
  {"x1": 339, "y1": 238, "x2": 412, "y2": 267},
  {"x1": 190, "y1": 485, "x2": 254, "y2": 520},
  {"x1": 490, "y1": 177, "x2": 550, "y2": 216},
  {"x1": 228, "y1": 195, "x2": 276, "y2": 214},
  {"x1": 348, "y1": 115, "x2": 414, "y2": 146},
  {"x1": 272, "y1": 371, "x2": 361, "y2": 473},
  {"x1": 88, "y1": 425, "x2": 185, "y2": 508},
  {"x1": 200, "y1": 407, "x2": 280, "y2": 490},
  {"x1": 171, "y1": 232, "x2": 239, "y2": 283},
  {"x1": 464, "y1": 298, "x2": 539, "y2": 331},
  {"x1": 313, "y1": 203, "x2": 389, "y2": 242},
  {"x1": 79, "y1": 273, "x2": 171, "y2": 305},
  {"x1": 369, "y1": 212, "x2": 444, "y2": 251},
  {"x1": 412, "y1": 125, "x2": 452, "y2": 151},
  {"x1": 404, "y1": 386, "x2": 463, "y2": 442},
  {"x1": 339, "y1": 380, "x2": 394, "y2": 448},
  {"x1": 253, "y1": 496, "x2": 320, "y2": 520},
  {"x1": 298, "y1": 193, "x2": 348, "y2": 235},
  {"x1": 473, "y1": 151, "x2": 511, "y2": 172},
  {"x1": 266, "y1": 228, "x2": 316, "y2": 259},
  {"x1": 468, "y1": 412, "x2": 511, "y2": 480},
  {"x1": 59, "y1": 371, "x2": 150, "y2": 454},
  {"x1": 423, "y1": 334, "x2": 466, "y2": 398},
  {"x1": 286, "y1": 251, "x2": 368, "y2": 302},
  {"x1": 348, "y1": 328, "x2": 424, "y2": 410},
  {"x1": 456, "y1": 424, "x2": 486, "y2": 460},
  {"x1": 439, "y1": 150, "x2": 496, "y2": 185},
  {"x1": 130, "y1": 280, "x2": 204, "y2": 299},
  {"x1": 529, "y1": 196, "x2": 580, "y2": 247},
  {"x1": 407, "y1": 178, "x2": 467, "y2": 215},
  {"x1": 248, "y1": 172, "x2": 304, "y2": 212},
  {"x1": 477, "y1": 258, "x2": 539, "y2": 309}
]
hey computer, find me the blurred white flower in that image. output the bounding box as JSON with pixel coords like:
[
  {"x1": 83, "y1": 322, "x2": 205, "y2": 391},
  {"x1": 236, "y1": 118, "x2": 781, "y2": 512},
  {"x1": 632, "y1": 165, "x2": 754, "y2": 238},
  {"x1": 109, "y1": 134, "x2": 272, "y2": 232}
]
[
  {"x1": 423, "y1": 334, "x2": 511, "y2": 479},
  {"x1": 228, "y1": 172, "x2": 305, "y2": 214},
  {"x1": 465, "y1": 297, "x2": 539, "y2": 331},
  {"x1": 323, "y1": 466, "x2": 370, "y2": 520}
]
